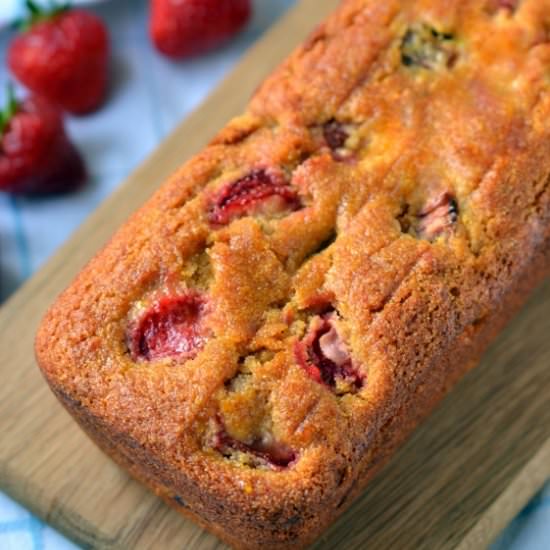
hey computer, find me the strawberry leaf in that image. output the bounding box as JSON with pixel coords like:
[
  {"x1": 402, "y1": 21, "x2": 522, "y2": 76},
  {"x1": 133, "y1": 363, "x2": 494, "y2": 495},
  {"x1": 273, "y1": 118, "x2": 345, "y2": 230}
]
[
  {"x1": 0, "y1": 83, "x2": 19, "y2": 139},
  {"x1": 18, "y1": 0, "x2": 70, "y2": 31}
]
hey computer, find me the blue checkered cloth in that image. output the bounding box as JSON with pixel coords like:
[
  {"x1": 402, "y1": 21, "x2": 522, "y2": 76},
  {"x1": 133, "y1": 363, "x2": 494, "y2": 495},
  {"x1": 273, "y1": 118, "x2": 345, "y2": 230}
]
[{"x1": 0, "y1": 1, "x2": 548, "y2": 548}]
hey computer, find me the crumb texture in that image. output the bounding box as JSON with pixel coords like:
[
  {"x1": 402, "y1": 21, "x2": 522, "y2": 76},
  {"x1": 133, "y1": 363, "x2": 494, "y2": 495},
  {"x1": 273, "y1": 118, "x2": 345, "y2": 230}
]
[{"x1": 36, "y1": 1, "x2": 550, "y2": 548}]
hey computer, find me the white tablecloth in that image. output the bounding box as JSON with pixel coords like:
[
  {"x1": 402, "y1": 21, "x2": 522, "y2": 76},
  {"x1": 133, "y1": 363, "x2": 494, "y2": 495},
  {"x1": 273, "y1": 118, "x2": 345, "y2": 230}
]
[{"x1": 0, "y1": 1, "x2": 548, "y2": 548}]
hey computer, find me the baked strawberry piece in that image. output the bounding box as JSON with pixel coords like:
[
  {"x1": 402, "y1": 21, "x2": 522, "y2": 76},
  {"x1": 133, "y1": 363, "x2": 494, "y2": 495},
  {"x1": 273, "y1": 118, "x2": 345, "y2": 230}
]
[
  {"x1": 8, "y1": 1, "x2": 110, "y2": 115},
  {"x1": 208, "y1": 168, "x2": 301, "y2": 226},
  {"x1": 295, "y1": 313, "x2": 364, "y2": 394},
  {"x1": 128, "y1": 293, "x2": 209, "y2": 361},
  {"x1": 485, "y1": 0, "x2": 518, "y2": 13},
  {"x1": 323, "y1": 120, "x2": 348, "y2": 151},
  {"x1": 0, "y1": 86, "x2": 86, "y2": 195},
  {"x1": 417, "y1": 192, "x2": 459, "y2": 240},
  {"x1": 320, "y1": 119, "x2": 357, "y2": 161},
  {"x1": 212, "y1": 415, "x2": 296, "y2": 470},
  {"x1": 150, "y1": 0, "x2": 251, "y2": 59}
]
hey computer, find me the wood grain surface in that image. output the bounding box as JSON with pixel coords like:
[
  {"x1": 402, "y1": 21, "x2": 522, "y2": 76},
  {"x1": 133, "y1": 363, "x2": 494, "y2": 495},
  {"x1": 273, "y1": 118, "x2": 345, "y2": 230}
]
[{"x1": 0, "y1": 0, "x2": 549, "y2": 548}]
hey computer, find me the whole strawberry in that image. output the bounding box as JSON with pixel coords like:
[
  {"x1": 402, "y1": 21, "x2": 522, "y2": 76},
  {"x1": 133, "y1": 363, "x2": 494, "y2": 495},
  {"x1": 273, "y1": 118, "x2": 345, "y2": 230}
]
[
  {"x1": 0, "y1": 85, "x2": 86, "y2": 195},
  {"x1": 150, "y1": 0, "x2": 251, "y2": 59},
  {"x1": 8, "y1": 1, "x2": 109, "y2": 115}
]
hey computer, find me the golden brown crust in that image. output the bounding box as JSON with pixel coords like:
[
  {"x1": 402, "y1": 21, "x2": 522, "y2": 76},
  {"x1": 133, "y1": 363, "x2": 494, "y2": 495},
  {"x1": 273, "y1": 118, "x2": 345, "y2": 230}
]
[{"x1": 36, "y1": 0, "x2": 550, "y2": 548}]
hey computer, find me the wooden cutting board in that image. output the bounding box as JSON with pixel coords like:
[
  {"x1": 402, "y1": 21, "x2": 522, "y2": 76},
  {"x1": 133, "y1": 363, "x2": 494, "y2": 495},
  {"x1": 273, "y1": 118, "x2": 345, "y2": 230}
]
[{"x1": 1, "y1": 0, "x2": 549, "y2": 548}]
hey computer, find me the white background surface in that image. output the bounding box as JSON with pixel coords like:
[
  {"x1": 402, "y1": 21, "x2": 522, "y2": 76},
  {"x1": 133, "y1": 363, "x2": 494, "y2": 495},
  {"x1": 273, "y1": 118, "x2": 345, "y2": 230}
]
[{"x1": 0, "y1": 0, "x2": 111, "y2": 28}]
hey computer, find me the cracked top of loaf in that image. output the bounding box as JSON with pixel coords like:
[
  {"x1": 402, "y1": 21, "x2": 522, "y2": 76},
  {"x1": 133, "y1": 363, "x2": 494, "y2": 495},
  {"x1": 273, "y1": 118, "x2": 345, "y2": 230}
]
[{"x1": 36, "y1": 0, "x2": 550, "y2": 546}]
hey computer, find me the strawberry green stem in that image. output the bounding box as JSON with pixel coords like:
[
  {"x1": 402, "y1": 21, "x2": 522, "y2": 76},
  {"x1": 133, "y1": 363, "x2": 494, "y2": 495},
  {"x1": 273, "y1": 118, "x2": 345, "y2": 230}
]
[
  {"x1": 26, "y1": 0, "x2": 42, "y2": 16},
  {"x1": 19, "y1": 0, "x2": 70, "y2": 31},
  {"x1": 0, "y1": 83, "x2": 19, "y2": 139}
]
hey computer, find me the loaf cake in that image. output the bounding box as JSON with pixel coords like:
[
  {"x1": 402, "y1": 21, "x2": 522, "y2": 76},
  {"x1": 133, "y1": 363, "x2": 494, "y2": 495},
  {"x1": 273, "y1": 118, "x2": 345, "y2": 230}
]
[{"x1": 35, "y1": 0, "x2": 550, "y2": 548}]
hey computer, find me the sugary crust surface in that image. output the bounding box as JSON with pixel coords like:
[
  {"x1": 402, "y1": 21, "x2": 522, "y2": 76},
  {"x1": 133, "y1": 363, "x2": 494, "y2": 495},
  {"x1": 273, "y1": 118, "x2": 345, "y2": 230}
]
[{"x1": 36, "y1": 1, "x2": 550, "y2": 548}]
